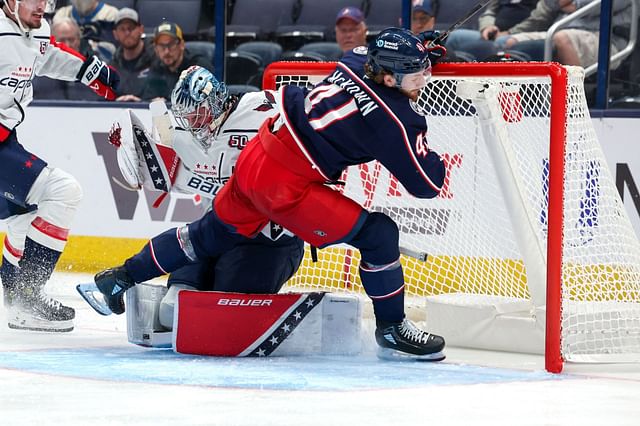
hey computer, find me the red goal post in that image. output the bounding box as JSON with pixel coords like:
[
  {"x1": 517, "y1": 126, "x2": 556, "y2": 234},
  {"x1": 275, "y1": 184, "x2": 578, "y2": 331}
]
[{"x1": 262, "y1": 61, "x2": 640, "y2": 373}]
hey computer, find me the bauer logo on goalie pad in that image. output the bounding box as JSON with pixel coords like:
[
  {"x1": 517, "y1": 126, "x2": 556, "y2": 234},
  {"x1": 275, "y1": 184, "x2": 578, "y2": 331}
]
[{"x1": 174, "y1": 291, "x2": 325, "y2": 357}]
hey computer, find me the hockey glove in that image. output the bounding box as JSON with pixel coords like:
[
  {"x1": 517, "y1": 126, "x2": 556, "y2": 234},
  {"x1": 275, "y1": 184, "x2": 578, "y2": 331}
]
[
  {"x1": 76, "y1": 55, "x2": 120, "y2": 100},
  {"x1": 418, "y1": 30, "x2": 448, "y2": 65}
]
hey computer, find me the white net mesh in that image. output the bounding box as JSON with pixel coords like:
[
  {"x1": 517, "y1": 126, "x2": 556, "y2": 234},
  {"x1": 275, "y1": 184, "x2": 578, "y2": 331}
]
[{"x1": 266, "y1": 62, "x2": 640, "y2": 363}]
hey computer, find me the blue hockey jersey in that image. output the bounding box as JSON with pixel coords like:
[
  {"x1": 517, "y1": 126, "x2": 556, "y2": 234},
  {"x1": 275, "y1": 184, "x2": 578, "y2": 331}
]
[{"x1": 279, "y1": 49, "x2": 445, "y2": 199}]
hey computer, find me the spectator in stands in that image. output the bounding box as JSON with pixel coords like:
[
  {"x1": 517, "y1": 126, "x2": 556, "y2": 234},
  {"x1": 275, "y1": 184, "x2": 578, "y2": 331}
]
[
  {"x1": 407, "y1": 0, "x2": 472, "y2": 62},
  {"x1": 335, "y1": 6, "x2": 367, "y2": 53},
  {"x1": 410, "y1": 0, "x2": 437, "y2": 34},
  {"x1": 53, "y1": 0, "x2": 118, "y2": 46},
  {"x1": 51, "y1": 16, "x2": 114, "y2": 61},
  {"x1": 502, "y1": 0, "x2": 631, "y2": 66},
  {"x1": 32, "y1": 18, "x2": 102, "y2": 100},
  {"x1": 140, "y1": 22, "x2": 215, "y2": 101},
  {"x1": 109, "y1": 8, "x2": 154, "y2": 102},
  {"x1": 443, "y1": 0, "x2": 537, "y2": 54}
]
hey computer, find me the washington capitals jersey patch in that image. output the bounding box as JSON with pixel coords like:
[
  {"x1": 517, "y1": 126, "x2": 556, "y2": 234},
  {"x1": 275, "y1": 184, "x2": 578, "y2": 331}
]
[{"x1": 254, "y1": 91, "x2": 276, "y2": 112}]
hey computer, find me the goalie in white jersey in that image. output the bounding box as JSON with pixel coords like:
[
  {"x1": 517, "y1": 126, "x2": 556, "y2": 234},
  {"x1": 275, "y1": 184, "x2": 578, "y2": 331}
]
[
  {"x1": 0, "y1": 0, "x2": 119, "y2": 332},
  {"x1": 84, "y1": 65, "x2": 304, "y2": 326}
]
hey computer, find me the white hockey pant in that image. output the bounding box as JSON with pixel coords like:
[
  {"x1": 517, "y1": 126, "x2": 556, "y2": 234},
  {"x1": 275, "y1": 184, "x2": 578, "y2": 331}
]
[{"x1": 2, "y1": 167, "x2": 83, "y2": 266}]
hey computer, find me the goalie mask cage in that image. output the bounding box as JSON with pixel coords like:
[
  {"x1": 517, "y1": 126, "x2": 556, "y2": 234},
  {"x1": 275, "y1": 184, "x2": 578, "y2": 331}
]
[{"x1": 262, "y1": 61, "x2": 640, "y2": 373}]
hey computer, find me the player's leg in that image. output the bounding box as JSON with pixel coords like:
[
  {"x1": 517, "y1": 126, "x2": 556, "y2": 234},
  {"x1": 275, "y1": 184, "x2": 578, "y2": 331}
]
[
  {"x1": 157, "y1": 261, "x2": 212, "y2": 329},
  {"x1": 348, "y1": 211, "x2": 445, "y2": 360},
  {"x1": 155, "y1": 233, "x2": 303, "y2": 328},
  {"x1": 0, "y1": 133, "x2": 81, "y2": 332},
  {"x1": 245, "y1": 174, "x2": 445, "y2": 360},
  {"x1": 213, "y1": 234, "x2": 305, "y2": 294},
  {"x1": 94, "y1": 209, "x2": 249, "y2": 314},
  {"x1": 0, "y1": 203, "x2": 36, "y2": 306}
]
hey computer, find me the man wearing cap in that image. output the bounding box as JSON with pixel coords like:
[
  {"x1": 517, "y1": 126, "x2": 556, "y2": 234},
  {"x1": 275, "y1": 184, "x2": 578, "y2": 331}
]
[
  {"x1": 140, "y1": 21, "x2": 214, "y2": 101},
  {"x1": 410, "y1": 0, "x2": 437, "y2": 34},
  {"x1": 335, "y1": 6, "x2": 367, "y2": 53},
  {"x1": 109, "y1": 8, "x2": 154, "y2": 101}
]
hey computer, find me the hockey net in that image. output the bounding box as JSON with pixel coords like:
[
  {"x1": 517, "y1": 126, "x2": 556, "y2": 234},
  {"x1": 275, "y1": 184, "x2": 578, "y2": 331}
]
[{"x1": 262, "y1": 61, "x2": 640, "y2": 373}]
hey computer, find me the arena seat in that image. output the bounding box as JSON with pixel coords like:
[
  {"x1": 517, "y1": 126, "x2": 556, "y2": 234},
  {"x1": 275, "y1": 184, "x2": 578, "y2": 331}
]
[
  {"x1": 365, "y1": 0, "x2": 402, "y2": 36},
  {"x1": 137, "y1": 0, "x2": 201, "y2": 34},
  {"x1": 227, "y1": 0, "x2": 300, "y2": 41},
  {"x1": 280, "y1": 50, "x2": 327, "y2": 62},
  {"x1": 276, "y1": 0, "x2": 365, "y2": 50},
  {"x1": 107, "y1": 0, "x2": 135, "y2": 9},
  {"x1": 236, "y1": 41, "x2": 284, "y2": 69},
  {"x1": 226, "y1": 84, "x2": 261, "y2": 96},
  {"x1": 299, "y1": 42, "x2": 343, "y2": 61},
  {"x1": 185, "y1": 41, "x2": 216, "y2": 64},
  {"x1": 225, "y1": 51, "x2": 263, "y2": 86}
]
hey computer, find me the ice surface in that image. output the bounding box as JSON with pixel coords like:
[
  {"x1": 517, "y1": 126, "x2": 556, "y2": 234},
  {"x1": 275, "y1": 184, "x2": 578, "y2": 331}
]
[{"x1": 1, "y1": 272, "x2": 639, "y2": 425}]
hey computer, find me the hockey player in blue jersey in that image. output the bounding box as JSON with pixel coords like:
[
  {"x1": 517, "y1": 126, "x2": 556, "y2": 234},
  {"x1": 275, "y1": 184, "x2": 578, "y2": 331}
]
[
  {"x1": 0, "y1": 0, "x2": 119, "y2": 332},
  {"x1": 93, "y1": 28, "x2": 448, "y2": 360}
]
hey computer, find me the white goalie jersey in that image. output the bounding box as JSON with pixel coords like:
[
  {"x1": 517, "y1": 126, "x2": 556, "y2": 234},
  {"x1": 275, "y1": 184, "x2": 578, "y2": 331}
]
[
  {"x1": 171, "y1": 90, "x2": 280, "y2": 198},
  {"x1": 114, "y1": 89, "x2": 282, "y2": 205}
]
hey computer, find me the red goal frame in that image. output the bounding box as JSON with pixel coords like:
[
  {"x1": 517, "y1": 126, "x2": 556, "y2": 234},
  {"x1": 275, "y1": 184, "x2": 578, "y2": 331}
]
[{"x1": 263, "y1": 61, "x2": 570, "y2": 373}]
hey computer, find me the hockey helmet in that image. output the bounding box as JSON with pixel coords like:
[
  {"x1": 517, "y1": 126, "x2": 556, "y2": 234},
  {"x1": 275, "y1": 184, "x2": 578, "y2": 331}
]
[
  {"x1": 171, "y1": 65, "x2": 229, "y2": 151},
  {"x1": 367, "y1": 27, "x2": 431, "y2": 89}
]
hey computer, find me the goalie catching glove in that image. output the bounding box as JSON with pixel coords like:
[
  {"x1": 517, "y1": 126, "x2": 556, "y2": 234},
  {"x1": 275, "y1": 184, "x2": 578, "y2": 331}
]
[
  {"x1": 417, "y1": 30, "x2": 447, "y2": 64},
  {"x1": 76, "y1": 55, "x2": 120, "y2": 100}
]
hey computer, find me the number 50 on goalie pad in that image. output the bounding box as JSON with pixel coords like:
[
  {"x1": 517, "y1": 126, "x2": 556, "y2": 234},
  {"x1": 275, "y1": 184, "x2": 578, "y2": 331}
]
[{"x1": 173, "y1": 291, "x2": 362, "y2": 357}]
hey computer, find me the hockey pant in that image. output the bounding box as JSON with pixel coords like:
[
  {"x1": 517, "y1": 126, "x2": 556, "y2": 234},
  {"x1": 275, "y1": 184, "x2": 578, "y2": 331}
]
[{"x1": 0, "y1": 132, "x2": 83, "y2": 292}]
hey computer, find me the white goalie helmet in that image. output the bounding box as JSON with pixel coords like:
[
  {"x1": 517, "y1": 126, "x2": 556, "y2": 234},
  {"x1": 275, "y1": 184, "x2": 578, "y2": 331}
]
[{"x1": 170, "y1": 65, "x2": 229, "y2": 151}]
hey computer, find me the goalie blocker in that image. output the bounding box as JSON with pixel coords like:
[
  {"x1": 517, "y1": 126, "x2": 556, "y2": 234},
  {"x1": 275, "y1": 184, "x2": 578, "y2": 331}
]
[{"x1": 126, "y1": 283, "x2": 362, "y2": 356}]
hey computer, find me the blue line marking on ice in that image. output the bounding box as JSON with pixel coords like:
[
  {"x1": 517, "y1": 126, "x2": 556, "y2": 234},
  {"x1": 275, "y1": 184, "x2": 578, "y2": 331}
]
[{"x1": 0, "y1": 347, "x2": 561, "y2": 390}]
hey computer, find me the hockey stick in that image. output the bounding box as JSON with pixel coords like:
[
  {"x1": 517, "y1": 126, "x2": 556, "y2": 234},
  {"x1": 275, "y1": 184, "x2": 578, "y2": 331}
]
[
  {"x1": 400, "y1": 246, "x2": 428, "y2": 262},
  {"x1": 428, "y1": 0, "x2": 493, "y2": 46}
]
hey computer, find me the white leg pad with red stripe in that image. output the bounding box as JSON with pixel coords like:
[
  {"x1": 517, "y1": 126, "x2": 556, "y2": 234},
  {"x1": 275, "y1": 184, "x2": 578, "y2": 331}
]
[
  {"x1": 24, "y1": 167, "x2": 82, "y2": 252},
  {"x1": 173, "y1": 291, "x2": 362, "y2": 357}
]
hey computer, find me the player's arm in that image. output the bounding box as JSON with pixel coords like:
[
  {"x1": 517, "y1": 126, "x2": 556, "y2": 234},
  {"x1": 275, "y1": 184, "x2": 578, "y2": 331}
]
[
  {"x1": 37, "y1": 36, "x2": 119, "y2": 100},
  {"x1": 378, "y1": 128, "x2": 446, "y2": 199}
]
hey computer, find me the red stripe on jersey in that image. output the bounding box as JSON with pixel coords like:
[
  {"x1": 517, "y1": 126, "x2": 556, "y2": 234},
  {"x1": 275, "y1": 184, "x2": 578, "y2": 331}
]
[
  {"x1": 149, "y1": 239, "x2": 168, "y2": 275},
  {"x1": 369, "y1": 284, "x2": 405, "y2": 300},
  {"x1": 0, "y1": 122, "x2": 11, "y2": 142},
  {"x1": 336, "y1": 63, "x2": 442, "y2": 194},
  {"x1": 50, "y1": 35, "x2": 86, "y2": 61},
  {"x1": 31, "y1": 217, "x2": 70, "y2": 241},
  {"x1": 3, "y1": 238, "x2": 23, "y2": 259}
]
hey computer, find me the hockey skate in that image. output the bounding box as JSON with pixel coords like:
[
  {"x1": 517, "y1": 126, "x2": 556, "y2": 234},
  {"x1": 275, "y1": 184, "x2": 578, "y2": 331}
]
[
  {"x1": 375, "y1": 319, "x2": 445, "y2": 361},
  {"x1": 77, "y1": 266, "x2": 135, "y2": 315},
  {"x1": 5, "y1": 287, "x2": 75, "y2": 333}
]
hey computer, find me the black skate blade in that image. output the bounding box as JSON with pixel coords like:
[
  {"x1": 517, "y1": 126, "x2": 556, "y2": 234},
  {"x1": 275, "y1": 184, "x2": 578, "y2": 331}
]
[
  {"x1": 76, "y1": 283, "x2": 113, "y2": 316},
  {"x1": 376, "y1": 347, "x2": 446, "y2": 362},
  {"x1": 8, "y1": 322, "x2": 74, "y2": 333}
]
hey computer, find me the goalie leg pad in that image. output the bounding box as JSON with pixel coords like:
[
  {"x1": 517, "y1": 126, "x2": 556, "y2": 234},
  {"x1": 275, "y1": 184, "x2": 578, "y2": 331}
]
[
  {"x1": 174, "y1": 291, "x2": 362, "y2": 356},
  {"x1": 126, "y1": 282, "x2": 173, "y2": 347}
]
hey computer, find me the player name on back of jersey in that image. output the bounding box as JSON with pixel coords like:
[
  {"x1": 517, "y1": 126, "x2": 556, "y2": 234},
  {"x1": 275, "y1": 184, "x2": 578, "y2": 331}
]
[{"x1": 326, "y1": 69, "x2": 379, "y2": 116}]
